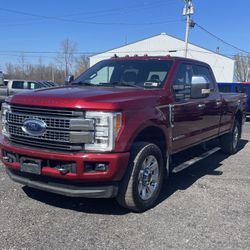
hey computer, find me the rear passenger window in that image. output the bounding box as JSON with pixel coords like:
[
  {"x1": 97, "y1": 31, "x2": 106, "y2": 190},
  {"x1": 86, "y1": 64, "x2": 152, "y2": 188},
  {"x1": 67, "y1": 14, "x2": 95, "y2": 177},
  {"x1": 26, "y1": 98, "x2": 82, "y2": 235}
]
[{"x1": 12, "y1": 81, "x2": 24, "y2": 89}]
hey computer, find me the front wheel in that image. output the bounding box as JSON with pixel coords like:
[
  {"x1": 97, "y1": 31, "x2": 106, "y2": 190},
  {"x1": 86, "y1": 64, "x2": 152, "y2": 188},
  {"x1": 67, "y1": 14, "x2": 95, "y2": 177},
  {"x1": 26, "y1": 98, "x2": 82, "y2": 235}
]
[
  {"x1": 220, "y1": 120, "x2": 240, "y2": 154},
  {"x1": 116, "y1": 142, "x2": 165, "y2": 212}
]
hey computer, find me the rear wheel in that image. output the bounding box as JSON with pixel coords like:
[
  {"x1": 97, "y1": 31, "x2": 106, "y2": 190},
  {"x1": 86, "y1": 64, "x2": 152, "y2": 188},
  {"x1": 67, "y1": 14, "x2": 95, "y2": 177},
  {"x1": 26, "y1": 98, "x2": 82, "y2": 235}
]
[
  {"x1": 116, "y1": 142, "x2": 164, "y2": 212},
  {"x1": 220, "y1": 120, "x2": 240, "y2": 154}
]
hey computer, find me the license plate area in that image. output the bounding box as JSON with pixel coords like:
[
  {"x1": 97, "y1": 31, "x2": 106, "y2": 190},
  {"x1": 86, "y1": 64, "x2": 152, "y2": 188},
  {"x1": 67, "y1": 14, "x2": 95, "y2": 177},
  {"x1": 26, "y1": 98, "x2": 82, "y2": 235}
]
[{"x1": 20, "y1": 157, "x2": 42, "y2": 175}]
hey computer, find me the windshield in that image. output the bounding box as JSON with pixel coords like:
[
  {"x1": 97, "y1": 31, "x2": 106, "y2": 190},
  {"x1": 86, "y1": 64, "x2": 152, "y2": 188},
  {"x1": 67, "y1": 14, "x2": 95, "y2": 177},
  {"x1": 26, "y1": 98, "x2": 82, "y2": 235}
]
[{"x1": 72, "y1": 59, "x2": 173, "y2": 88}]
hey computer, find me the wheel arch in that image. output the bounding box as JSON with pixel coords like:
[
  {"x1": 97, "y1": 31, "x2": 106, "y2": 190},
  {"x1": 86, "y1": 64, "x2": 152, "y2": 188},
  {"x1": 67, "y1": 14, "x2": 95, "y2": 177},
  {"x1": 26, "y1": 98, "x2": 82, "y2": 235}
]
[{"x1": 131, "y1": 126, "x2": 168, "y2": 161}]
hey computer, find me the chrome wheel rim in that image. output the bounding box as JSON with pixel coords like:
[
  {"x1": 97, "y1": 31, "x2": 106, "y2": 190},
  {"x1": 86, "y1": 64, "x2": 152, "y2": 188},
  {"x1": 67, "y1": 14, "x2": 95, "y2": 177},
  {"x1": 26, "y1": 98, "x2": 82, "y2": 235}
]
[
  {"x1": 137, "y1": 155, "x2": 159, "y2": 201},
  {"x1": 233, "y1": 125, "x2": 239, "y2": 149}
]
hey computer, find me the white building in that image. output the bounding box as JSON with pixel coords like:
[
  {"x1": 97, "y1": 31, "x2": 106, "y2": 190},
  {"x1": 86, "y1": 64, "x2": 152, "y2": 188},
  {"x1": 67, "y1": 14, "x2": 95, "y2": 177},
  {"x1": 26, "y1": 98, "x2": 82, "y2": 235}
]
[{"x1": 90, "y1": 33, "x2": 235, "y2": 82}]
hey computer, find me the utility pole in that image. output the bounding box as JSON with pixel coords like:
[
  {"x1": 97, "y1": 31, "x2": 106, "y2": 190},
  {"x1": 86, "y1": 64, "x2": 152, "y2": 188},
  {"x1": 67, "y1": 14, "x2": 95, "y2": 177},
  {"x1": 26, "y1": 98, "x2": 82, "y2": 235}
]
[{"x1": 183, "y1": 0, "x2": 195, "y2": 58}]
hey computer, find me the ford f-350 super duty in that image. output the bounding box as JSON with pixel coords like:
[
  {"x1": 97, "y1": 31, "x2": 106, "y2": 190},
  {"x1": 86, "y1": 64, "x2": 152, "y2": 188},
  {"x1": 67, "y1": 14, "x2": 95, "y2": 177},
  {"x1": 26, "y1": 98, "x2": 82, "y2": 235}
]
[{"x1": 0, "y1": 56, "x2": 246, "y2": 212}]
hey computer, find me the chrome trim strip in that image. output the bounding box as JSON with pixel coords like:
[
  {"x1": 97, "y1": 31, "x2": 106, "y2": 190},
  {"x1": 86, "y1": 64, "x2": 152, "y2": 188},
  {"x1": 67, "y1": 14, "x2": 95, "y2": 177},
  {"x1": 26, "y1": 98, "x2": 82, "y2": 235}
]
[{"x1": 70, "y1": 119, "x2": 95, "y2": 131}]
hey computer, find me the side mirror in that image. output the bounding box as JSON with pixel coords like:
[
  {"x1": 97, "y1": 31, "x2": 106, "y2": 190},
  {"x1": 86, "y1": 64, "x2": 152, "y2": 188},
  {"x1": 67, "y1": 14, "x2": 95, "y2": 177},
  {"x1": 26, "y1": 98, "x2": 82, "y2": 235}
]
[
  {"x1": 191, "y1": 76, "x2": 210, "y2": 99},
  {"x1": 64, "y1": 75, "x2": 74, "y2": 85}
]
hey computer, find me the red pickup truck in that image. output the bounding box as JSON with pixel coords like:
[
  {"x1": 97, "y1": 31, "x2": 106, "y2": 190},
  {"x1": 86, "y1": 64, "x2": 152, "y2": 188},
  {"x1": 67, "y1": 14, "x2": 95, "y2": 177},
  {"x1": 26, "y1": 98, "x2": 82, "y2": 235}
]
[{"x1": 0, "y1": 56, "x2": 246, "y2": 212}]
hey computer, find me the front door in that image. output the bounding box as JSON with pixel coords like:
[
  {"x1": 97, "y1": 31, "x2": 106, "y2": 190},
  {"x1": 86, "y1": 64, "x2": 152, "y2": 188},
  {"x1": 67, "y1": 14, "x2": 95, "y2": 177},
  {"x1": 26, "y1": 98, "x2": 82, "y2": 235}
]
[{"x1": 171, "y1": 63, "x2": 206, "y2": 152}]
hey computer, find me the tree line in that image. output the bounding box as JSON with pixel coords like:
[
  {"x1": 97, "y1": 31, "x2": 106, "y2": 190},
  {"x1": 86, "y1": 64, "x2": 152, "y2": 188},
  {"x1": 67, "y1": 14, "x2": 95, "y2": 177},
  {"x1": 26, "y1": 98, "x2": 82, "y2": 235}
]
[
  {"x1": 3, "y1": 38, "x2": 249, "y2": 83},
  {"x1": 4, "y1": 39, "x2": 90, "y2": 83}
]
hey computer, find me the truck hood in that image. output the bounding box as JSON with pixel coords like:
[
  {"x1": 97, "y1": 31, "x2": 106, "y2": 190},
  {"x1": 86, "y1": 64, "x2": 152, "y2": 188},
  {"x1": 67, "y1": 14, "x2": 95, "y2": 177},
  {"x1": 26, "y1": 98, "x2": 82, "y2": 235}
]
[{"x1": 8, "y1": 86, "x2": 163, "y2": 110}]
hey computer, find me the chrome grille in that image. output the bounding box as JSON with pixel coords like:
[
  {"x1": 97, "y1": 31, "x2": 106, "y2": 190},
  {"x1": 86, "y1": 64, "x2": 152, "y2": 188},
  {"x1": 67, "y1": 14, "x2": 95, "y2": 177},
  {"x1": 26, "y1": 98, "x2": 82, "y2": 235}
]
[
  {"x1": 7, "y1": 113, "x2": 71, "y2": 130},
  {"x1": 7, "y1": 105, "x2": 94, "y2": 151},
  {"x1": 8, "y1": 124, "x2": 70, "y2": 142}
]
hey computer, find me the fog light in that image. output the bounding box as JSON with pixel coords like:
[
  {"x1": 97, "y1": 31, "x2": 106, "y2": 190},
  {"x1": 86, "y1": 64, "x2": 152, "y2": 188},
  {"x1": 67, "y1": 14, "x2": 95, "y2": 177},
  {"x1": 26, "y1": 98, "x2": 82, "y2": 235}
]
[{"x1": 85, "y1": 162, "x2": 108, "y2": 172}]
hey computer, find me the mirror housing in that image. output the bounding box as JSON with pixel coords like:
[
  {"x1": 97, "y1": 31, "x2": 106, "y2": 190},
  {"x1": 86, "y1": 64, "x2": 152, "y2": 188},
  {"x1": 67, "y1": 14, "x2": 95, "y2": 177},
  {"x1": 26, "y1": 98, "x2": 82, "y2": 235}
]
[
  {"x1": 191, "y1": 76, "x2": 210, "y2": 99},
  {"x1": 65, "y1": 75, "x2": 74, "y2": 85}
]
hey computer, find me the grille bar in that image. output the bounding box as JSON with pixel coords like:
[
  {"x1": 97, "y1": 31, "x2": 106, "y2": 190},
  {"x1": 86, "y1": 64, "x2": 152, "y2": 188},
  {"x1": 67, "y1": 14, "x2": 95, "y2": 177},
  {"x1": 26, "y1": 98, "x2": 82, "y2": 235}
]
[
  {"x1": 10, "y1": 136, "x2": 83, "y2": 151},
  {"x1": 10, "y1": 105, "x2": 84, "y2": 117}
]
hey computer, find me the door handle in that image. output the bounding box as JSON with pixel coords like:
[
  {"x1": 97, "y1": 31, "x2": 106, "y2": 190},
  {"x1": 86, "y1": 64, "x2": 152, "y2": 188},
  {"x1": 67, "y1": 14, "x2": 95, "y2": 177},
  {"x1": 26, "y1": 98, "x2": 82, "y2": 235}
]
[
  {"x1": 198, "y1": 103, "x2": 205, "y2": 109},
  {"x1": 216, "y1": 101, "x2": 222, "y2": 106}
]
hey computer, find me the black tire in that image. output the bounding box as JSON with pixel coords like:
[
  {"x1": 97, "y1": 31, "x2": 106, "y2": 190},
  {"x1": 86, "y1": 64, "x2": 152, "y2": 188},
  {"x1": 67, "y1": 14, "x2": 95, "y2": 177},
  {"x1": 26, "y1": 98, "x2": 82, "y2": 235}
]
[
  {"x1": 116, "y1": 142, "x2": 164, "y2": 212},
  {"x1": 220, "y1": 120, "x2": 240, "y2": 155}
]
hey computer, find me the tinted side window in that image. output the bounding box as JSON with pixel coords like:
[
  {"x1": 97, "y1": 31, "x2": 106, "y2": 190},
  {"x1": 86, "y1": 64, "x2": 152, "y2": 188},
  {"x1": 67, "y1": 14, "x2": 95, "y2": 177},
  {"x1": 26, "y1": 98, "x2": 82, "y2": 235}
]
[
  {"x1": 174, "y1": 64, "x2": 193, "y2": 85},
  {"x1": 173, "y1": 64, "x2": 193, "y2": 100},
  {"x1": 28, "y1": 81, "x2": 41, "y2": 89},
  {"x1": 12, "y1": 81, "x2": 24, "y2": 89},
  {"x1": 173, "y1": 63, "x2": 212, "y2": 100},
  {"x1": 218, "y1": 84, "x2": 232, "y2": 93},
  {"x1": 235, "y1": 85, "x2": 248, "y2": 93}
]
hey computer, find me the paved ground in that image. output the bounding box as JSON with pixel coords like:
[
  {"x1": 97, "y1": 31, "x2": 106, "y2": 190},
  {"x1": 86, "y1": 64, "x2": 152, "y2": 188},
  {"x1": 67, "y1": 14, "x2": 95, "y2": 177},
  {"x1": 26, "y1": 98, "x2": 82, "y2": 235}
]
[{"x1": 0, "y1": 124, "x2": 250, "y2": 250}]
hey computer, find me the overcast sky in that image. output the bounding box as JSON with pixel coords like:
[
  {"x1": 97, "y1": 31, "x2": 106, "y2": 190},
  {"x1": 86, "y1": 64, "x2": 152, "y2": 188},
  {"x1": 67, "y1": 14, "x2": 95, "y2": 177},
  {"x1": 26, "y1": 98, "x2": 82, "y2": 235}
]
[{"x1": 0, "y1": 0, "x2": 249, "y2": 68}]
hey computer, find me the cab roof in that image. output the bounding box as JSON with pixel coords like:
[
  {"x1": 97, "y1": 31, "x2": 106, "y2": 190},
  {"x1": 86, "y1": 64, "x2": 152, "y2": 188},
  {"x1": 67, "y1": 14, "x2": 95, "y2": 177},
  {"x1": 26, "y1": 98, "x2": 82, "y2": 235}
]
[{"x1": 108, "y1": 55, "x2": 210, "y2": 67}]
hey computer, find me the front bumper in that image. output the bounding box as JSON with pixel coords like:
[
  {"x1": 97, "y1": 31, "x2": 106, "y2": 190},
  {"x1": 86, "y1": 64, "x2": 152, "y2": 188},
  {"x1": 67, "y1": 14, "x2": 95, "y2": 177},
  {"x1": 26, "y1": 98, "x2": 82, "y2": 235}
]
[
  {"x1": 6, "y1": 168, "x2": 118, "y2": 198},
  {"x1": 0, "y1": 137, "x2": 130, "y2": 197}
]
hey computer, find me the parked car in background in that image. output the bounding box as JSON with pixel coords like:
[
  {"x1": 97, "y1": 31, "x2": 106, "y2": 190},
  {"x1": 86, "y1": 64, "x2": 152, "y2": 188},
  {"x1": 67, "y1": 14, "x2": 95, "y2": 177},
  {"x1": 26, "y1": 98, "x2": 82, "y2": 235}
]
[
  {"x1": 218, "y1": 82, "x2": 250, "y2": 117},
  {"x1": 0, "y1": 79, "x2": 59, "y2": 104}
]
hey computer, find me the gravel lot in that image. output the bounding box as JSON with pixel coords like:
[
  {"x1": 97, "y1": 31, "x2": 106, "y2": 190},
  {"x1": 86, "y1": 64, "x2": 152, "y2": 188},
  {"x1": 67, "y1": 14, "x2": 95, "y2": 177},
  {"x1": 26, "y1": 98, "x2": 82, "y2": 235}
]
[{"x1": 0, "y1": 124, "x2": 250, "y2": 250}]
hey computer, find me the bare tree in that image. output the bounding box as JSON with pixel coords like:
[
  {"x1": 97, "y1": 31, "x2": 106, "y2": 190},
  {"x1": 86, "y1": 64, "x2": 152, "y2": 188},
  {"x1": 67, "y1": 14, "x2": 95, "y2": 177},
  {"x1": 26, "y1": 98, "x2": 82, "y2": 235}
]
[
  {"x1": 75, "y1": 55, "x2": 89, "y2": 77},
  {"x1": 234, "y1": 54, "x2": 250, "y2": 82},
  {"x1": 18, "y1": 54, "x2": 28, "y2": 78},
  {"x1": 56, "y1": 38, "x2": 77, "y2": 77}
]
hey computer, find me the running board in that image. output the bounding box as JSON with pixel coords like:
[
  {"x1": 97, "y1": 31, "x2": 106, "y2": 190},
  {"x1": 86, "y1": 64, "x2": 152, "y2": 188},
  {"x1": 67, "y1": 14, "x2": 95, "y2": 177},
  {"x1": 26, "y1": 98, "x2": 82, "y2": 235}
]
[{"x1": 172, "y1": 147, "x2": 221, "y2": 173}]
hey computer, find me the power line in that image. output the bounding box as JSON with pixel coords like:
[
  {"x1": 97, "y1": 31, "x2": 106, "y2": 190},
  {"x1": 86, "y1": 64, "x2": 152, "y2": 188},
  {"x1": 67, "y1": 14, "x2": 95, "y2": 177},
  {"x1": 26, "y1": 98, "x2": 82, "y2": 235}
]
[
  {"x1": 195, "y1": 22, "x2": 250, "y2": 55},
  {"x1": 0, "y1": 48, "x2": 238, "y2": 58},
  {"x1": 0, "y1": 50, "x2": 95, "y2": 55},
  {"x1": 0, "y1": 2, "x2": 180, "y2": 26}
]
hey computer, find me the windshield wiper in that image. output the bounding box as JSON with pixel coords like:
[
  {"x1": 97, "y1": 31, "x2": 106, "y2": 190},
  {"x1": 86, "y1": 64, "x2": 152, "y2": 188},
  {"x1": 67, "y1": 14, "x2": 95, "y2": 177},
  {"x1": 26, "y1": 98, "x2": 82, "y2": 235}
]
[
  {"x1": 72, "y1": 81, "x2": 94, "y2": 86},
  {"x1": 110, "y1": 82, "x2": 144, "y2": 89}
]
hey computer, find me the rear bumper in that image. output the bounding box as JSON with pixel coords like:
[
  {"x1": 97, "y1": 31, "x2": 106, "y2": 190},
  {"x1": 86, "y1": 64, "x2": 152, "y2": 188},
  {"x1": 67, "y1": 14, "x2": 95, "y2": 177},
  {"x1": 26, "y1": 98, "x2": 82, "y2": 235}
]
[{"x1": 7, "y1": 168, "x2": 118, "y2": 198}]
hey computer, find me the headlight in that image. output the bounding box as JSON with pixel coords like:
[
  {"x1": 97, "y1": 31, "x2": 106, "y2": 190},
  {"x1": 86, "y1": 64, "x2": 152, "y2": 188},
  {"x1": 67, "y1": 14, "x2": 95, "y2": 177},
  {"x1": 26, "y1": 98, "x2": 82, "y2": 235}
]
[
  {"x1": 85, "y1": 111, "x2": 122, "y2": 152},
  {"x1": 1, "y1": 102, "x2": 10, "y2": 137}
]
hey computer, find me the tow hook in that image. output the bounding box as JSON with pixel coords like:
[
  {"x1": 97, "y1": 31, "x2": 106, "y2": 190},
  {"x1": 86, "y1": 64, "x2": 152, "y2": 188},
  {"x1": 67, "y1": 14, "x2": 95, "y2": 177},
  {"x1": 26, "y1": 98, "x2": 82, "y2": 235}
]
[{"x1": 57, "y1": 168, "x2": 69, "y2": 175}]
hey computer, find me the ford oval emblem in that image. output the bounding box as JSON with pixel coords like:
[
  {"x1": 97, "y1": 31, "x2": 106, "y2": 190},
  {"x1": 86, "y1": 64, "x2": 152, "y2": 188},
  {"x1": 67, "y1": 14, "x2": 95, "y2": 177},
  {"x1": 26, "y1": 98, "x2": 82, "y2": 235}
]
[{"x1": 22, "y1": 118, "x2": 47, "y2": 136}]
